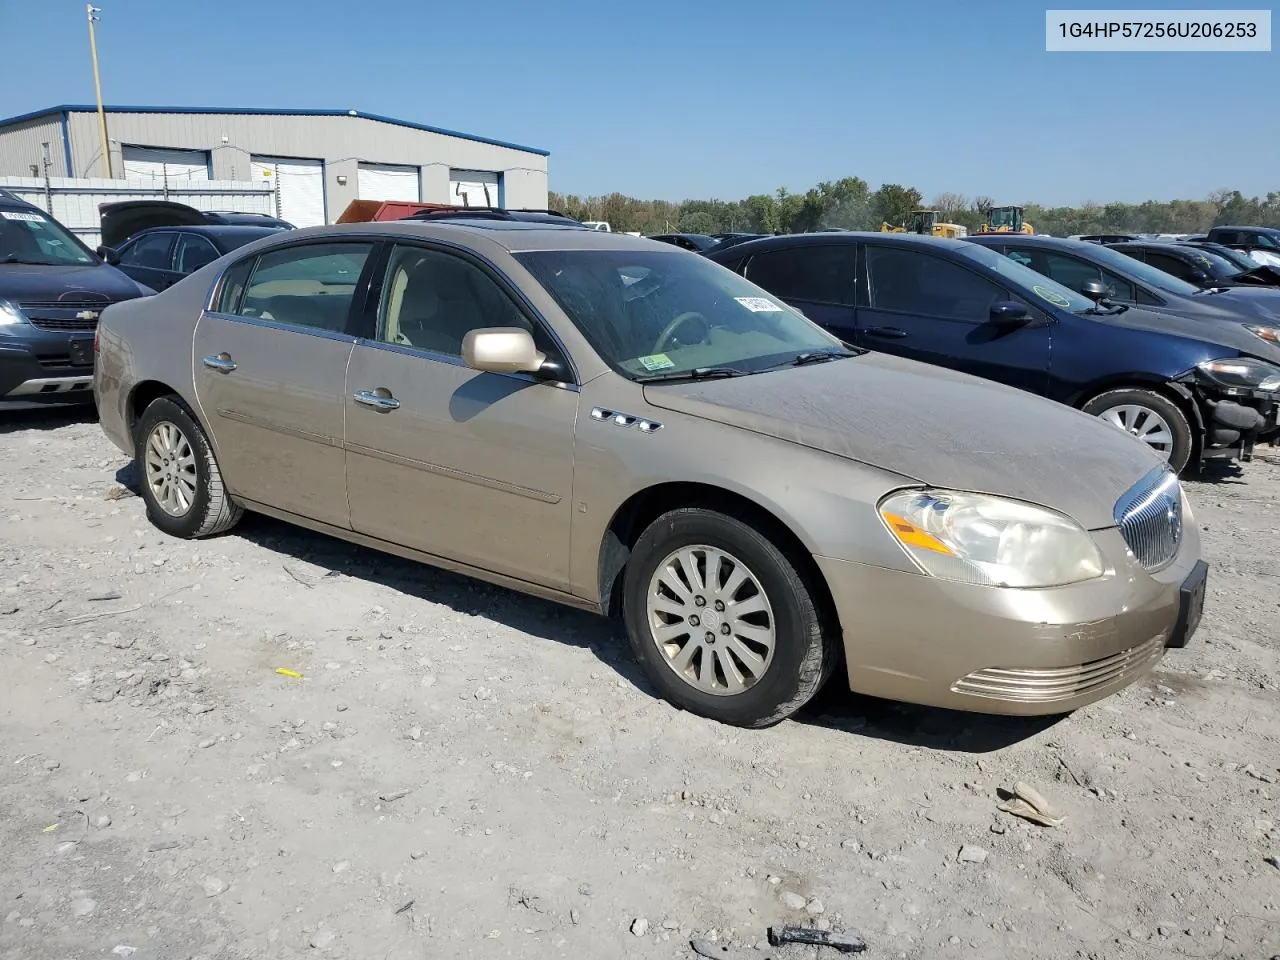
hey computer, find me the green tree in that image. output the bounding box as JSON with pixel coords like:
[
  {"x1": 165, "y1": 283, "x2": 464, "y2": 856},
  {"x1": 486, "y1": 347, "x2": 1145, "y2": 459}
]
[{"x1": 872, "y1": 183, "x2": 924, "y2": 228}]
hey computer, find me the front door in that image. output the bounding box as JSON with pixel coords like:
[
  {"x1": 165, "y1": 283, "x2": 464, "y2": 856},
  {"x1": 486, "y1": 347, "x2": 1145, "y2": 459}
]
[
  {"x1": 118, "y1": 231, "x2": 180, "y2": 290},
  {"x1": 857, "y1": 244, "x2": 1052, "y2": 394},
  {"x1": 344, "y1": 243, "x2": 578, "y2": 590},
  {"x1": 192, "y1": 239, "x2": 376, "y2": 527}
]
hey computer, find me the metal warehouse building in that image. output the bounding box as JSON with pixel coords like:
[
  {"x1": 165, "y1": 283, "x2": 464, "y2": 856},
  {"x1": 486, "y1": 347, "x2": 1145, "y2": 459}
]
[{"x1": 0, "y1": 105, "x2": 550, "y2": 227}]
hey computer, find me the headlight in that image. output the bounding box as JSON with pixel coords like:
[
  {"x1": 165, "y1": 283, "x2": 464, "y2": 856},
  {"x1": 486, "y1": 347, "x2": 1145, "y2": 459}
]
[
  {"x1": 879, "y1": 489, "x2": 1104, "y2": 588},
  {"x1": 1243, "y1": 323, "x2": 1280, "y2": 346},
  {"x1": 0, "y1": 297, "x2": 29, "y2": 326},
  {"x1": 1196, "y1": 357, "x2": 1280, "y2": 392}
]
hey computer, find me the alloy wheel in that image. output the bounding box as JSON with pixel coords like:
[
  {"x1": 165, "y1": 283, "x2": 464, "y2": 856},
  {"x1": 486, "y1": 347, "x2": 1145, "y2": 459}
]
[
  {"x1": 1097, "y1": 404, "x2": 1175, "y2": 459},
  {"x1": 144, "y1": 420, "x2": 198, "y2": 517},
  {"x1": 646, "y1": 544, "x2": 776, "y2": 696}
]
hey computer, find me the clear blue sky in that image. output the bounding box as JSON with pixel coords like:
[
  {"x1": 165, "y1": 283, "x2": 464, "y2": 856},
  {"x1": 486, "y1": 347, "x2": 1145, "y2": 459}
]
[{"x1": 1, "y1": 0, "x2": 1274, "y2": 206}]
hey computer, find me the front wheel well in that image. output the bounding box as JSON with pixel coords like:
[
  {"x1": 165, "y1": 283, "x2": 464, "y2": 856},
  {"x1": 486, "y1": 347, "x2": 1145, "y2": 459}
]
[
  {"x1": 1077, "y1": 379, "x2": 1203, "y2": 434},
  {"x1": 597, "y1": 482, "x2": 838, "y2": 630}
]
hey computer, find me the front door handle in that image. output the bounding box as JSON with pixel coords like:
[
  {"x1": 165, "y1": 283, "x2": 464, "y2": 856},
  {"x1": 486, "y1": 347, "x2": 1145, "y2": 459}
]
[
  {"x1": 353, "y1": 389, "x2": 400, "y2": 411},
  {"x1": 864, "y1": 326, "x2": 908, "y2": 339},
  {"x1": 201, "y1": 353, "x2": 237, "y2": 372}
]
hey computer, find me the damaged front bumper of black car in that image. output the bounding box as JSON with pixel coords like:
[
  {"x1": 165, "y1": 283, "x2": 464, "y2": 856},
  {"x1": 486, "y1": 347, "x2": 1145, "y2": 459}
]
[{"x1": 1177, "y1": 357, "x2": 1280, "y2": 462}]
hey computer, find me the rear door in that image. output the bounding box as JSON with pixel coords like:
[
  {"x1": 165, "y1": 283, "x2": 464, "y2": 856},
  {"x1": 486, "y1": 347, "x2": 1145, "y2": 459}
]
[
  {"x1": 192, "y1": 240, "x2": 376, "y2": 527},
  {"x1": 857, "y1": 245, "x2": 1051, "y2": 393},
  {"x1": 741, "y1": 244, "x2": 857, "y2": 340},
  {"x1": 117, "y1": 231, "x2": 180, "y2": 290},
  {"x1": 343, "y1": 242, "x2": 578, "y2": 589}
]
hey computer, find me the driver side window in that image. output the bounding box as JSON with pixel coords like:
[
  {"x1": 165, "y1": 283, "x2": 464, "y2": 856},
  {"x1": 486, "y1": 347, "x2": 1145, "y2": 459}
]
[{"x1": 376, "y1": 245, "x2": 558, "y2": 361}]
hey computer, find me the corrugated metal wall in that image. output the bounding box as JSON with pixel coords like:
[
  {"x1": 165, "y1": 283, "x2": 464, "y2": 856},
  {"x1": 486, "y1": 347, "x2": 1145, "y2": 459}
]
[
  {"x1": 0, "y1": 175, "x2": 273, "y2": 246},
  {"x1": 62, "y1": 111, "x2": 549, "y2": 220},
  {"x1": 0, "y1": 116, "x2": 70, "y2": 177}
]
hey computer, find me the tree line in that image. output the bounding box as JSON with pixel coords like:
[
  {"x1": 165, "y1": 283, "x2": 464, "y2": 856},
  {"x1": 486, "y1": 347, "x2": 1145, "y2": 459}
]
[{"x1": 548, "y1": 180, "x2": 1280, "y2": 237}]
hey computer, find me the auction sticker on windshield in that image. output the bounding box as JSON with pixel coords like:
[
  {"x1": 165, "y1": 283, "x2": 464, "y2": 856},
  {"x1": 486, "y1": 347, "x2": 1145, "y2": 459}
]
[
  {"x1": 735, "y1": 297, "x2": 783, "y2": 312},
  {"x1": 0, "y1": 211, "x2": 45, "y2": 222},
  {"x1": 1033, "y1": 285, "x2": 1072, "y2": 308},
  {"x1": 638, "y1": 353, "x2": 675, "y2": 371}
]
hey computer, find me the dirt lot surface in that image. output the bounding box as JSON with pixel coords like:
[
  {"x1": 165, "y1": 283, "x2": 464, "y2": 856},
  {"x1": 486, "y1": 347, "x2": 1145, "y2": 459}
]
[{"x1": 1, "y1": 407, "x2": 1278, "y2": 960}]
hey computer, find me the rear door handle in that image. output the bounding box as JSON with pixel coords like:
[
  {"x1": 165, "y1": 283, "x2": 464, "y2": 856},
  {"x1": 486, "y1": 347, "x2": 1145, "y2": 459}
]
[
  {"x1": 201, "y1": 353, "x2": 237, "y2": 372},
  {"x1": 864, "y1": 326, "x2": 908, "y2": 339},
  {"x1": 353, "y1": 389, "x2": 400, "y2": 411}
]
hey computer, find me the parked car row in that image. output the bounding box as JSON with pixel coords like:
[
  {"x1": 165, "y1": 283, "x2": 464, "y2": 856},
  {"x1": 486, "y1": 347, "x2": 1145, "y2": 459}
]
[{"x1": 706, "y1": 232, "x2": 1280, "y2": 474}]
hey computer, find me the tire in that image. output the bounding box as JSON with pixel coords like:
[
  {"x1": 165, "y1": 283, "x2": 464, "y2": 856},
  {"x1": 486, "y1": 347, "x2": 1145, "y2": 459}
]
[
  {"x1": 621, "y1": 507, "x2": 835, "y2": 728},
  {"x1": 1082, "y1": 388, "x2": 1195, "y2": 474},
  {"x1": 134, "y1": 396, "x2": 243, "y2": 539}
]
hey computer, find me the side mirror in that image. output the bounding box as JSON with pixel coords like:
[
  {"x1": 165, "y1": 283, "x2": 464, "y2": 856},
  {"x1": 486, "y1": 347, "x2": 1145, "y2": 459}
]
[
  {"x1": 462, "y1": 327, "x2": 546, "y2": 375},
  {"x1": 989, "y1": 300, "x2": 1029, "y2": 325},
  {"x1": 1080, "y1": 279, "x2": 1108, "y2": 303},
  {"x1": 97, "y1": 245, "x2": 121, "y2": 265}
]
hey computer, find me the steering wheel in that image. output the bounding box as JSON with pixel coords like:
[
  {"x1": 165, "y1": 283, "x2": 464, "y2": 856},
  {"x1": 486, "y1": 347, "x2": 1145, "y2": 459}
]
[{"x1": 653, "y1": 311, "x2": 711, "y2": 353}]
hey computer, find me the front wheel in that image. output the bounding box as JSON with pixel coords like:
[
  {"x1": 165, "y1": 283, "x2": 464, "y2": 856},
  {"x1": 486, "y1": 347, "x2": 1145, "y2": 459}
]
[
  {"x1": 134, "y1": 396, "x2": 243, "y2": 539},
  {"x1": 622, "y1": 508, "x2": 835, "y2": 728},
  {"x1": 1082, "y1": 388, "x2": 1194, "y2": 474}
]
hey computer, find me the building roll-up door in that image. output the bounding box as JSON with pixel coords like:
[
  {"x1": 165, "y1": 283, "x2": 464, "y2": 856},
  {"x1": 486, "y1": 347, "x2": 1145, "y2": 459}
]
[
  {"x1": 251, "y1": 156, "x2": 326, "y2": 227},
  {"x1": 449, "y1": 169, "x2": 501, "y2": 208},
  {"x1": 122, "y1": 146, "x2": 211, "y2": 183},
  {"x1": 357, "y1": 163, "x2": 421, "y2": 202}
]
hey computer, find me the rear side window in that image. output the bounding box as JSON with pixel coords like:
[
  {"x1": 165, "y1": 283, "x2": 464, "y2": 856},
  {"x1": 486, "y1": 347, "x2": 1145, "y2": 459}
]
[
  {"x1": 867, "y1": 247, "x2": 1003, "y2": 321},
  {"x1": 215, "y1": 258, "x2": 254, "y2": 313},
  {"x1": 176, "y1": 234, "x2": 220, "y2": 274},
  {"x1": 234, "y1": 242, "x2": 373, "y2": 333},
  {"x1": 745, "y1": 245, "x2": 855, "y2": 305},
  {"x1": 121, "y1": 232, "x2": 173, "y2": 270}
]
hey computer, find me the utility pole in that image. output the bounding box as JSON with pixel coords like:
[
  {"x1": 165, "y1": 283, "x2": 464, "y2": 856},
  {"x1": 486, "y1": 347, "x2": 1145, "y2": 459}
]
[
  {"x1": 40, "y1": 142, "x2": 53, "y2": 212},
  {"x1": 86, "y1": 4, "x2": 112, "y2": 178}
]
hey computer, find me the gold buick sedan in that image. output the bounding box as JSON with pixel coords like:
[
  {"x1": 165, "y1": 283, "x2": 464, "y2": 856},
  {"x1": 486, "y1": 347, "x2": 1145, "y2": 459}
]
[{"x1": 93, "y1": 215, "x2": 1207, "y2": 727}]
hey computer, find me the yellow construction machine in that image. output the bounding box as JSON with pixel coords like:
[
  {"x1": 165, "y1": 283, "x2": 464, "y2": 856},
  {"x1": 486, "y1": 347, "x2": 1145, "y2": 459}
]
[
  {"x1": 880, "y1": 209, "x2": 968, "y2": 239},
  {"x1": 977, "y1": 205, "x2": 1035, "y2": 235}
]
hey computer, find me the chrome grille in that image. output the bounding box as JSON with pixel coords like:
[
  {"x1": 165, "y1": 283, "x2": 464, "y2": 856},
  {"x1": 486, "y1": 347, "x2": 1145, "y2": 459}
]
[
  {"x1": 18, "y1": 298, "x2": 111, "y2": 310},
  {"x1": 1114, "y1": 467, "x2": 1182, "y2": 572},
  {"x1": 952, "y1": 633, "x2": 1165, "y2": 703},
  {"x1": 28, "y1": 317, "x2": 98, "y2": 332}
]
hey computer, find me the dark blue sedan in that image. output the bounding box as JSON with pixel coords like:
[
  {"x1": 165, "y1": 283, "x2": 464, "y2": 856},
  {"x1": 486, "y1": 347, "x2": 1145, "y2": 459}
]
[{"x1": 707, "y1": 232, "x2": 1280, "y2": 473}]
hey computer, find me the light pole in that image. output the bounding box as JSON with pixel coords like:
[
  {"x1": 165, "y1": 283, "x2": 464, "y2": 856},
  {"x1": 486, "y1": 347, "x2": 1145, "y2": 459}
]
[{"x1": 86, "y1": 4, "x2": 112, "y2": 178}]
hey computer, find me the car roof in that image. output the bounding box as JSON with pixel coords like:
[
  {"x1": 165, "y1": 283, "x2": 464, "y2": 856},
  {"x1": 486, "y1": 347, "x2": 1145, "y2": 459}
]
[
  {"x1": 709, "y1": 231, "x2": 975, "y2": 257},
  {"x1": 127, "y1": 224, "x2": 285, "y2": 242},
  {"x1": 246, "y1": 220, "x2": 684, "y2": 254},
  {"x1": 1110, "y1": 241, "x2": 1193, "y2": 254},
  {"x1": 966, "y1": 234, "x2": 1094, "y2": 251}
]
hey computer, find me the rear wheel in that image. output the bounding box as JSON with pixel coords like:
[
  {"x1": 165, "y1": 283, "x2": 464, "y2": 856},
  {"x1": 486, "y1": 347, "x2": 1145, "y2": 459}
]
[
  {"x1": 134, "y1": 396, "x2": 242, "y2": 539},
  {"x1": 1082, "y1": 388, "x2": 1194, "y2": 474},
  {"x1": 622, "y1": 508, "x2": 835, "y2": 728}
]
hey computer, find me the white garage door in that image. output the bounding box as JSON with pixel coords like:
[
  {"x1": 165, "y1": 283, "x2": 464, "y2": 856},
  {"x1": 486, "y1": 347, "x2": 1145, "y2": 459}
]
[
  {"x1": 449, "y1": 169, "x2": 500, "y2": 208},
  {"x1": 122, "y1": 146, "x2": 210, "y2": 183},
  {"x1": 251, "y1": 156, "x2": 326, "y2": 227},
  {"x1": 358, "y1": 163, "x2": 420, "y2": 202}
]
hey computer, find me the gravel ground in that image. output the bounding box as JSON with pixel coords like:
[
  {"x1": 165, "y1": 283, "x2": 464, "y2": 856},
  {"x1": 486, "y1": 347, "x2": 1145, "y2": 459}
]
[{"x1": 1, "y1": 407, "x2": 1277, "y2": 960}]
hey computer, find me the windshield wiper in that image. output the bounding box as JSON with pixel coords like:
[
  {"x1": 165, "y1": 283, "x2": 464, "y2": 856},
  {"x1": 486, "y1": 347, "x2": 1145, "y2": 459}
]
[
  {"x1": 0, "y1": 255, "x2": 61, "y2": 265},
  {"x1": 790, "y1": 348, "x2": 858, "y2": 366},
  {"x1": 636, "y1": 366, "x2": 746, "y2": 383}
]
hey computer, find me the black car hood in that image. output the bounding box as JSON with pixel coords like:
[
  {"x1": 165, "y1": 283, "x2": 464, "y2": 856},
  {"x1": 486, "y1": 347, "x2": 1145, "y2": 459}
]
[
  {"x1": 0, "y1": 261, "x2": 144, "y2": 304},
  {"x1": 1190, "y1": 285, "x2": 1280, "y2": 321},
  {"x1": 99, "y1": 200, "x2": 209, "y2": 248},
  {"x1": 1107, "y1": 303, "x2": 1280, "y2": 364},
  {"x1": 1228, "y1": 264, "x2": 1280, "y2": 287}
]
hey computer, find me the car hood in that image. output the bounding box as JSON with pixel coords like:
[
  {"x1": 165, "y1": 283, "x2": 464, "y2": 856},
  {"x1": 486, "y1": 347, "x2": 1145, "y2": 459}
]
[
  {"x1": 1190, "y1": 285, "x2": 1280, "y2": 322},
  {"x1": 642, "y1": 352, "x2": 1163, "y2": 530},
  {"x1": 99, "y1": 200, "x2": 209, "y2": 248},
  {"x1": 1105, "y1": 303, "x2": 1280, "y2": 364},
  {"x1": 0, "y1": 261, "x2": 145, "y2": 304}
]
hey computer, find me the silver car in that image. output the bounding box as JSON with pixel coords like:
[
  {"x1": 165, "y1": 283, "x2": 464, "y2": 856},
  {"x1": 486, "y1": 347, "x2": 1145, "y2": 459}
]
[{"x1": 94, "y1": 219, "x2": 1208, "y2": 727}]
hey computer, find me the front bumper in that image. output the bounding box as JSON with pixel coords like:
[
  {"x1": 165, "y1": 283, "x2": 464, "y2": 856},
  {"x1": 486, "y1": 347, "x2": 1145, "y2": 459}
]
[
  {"x1": 0, "y1": 328, "x2": 95, "y2": 406},
  {"x1": 817, "y1": 525, "x2": 1202, "y2": 716}
]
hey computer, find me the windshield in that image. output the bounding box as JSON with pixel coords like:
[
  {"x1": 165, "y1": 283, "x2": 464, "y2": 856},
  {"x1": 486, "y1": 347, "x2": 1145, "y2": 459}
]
[
  {"x1": 1182, "y1": 247, "x2": 1245, "y2": 280},
  {"x1": 1080, "y1": 242, "x2": 1202, "y2": 296},
  {"x1": 0, "y1": 208, "x2": 96, "y2": 266},
  {"x1": 956, "y1": 243, "x2": 1096, "y2": 313},
  {"x1": 515, "y1": 249, "x2": 843, "y2": 379},
  {"x1": 1203, "y1": 244, "x2": 1262, "y2": 271},
  {"x1": 989, "y1": 207, "x2": 1020, "y2": 229}
]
